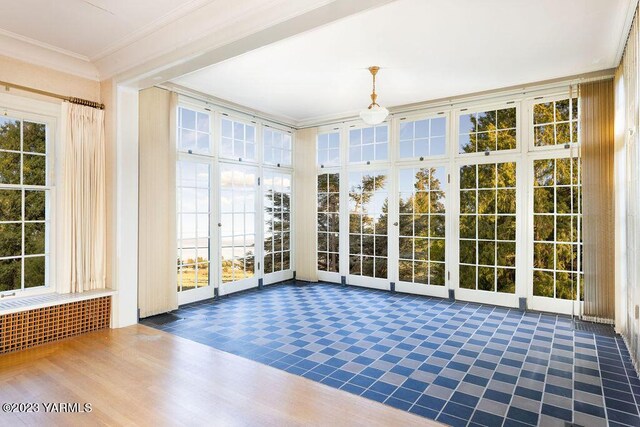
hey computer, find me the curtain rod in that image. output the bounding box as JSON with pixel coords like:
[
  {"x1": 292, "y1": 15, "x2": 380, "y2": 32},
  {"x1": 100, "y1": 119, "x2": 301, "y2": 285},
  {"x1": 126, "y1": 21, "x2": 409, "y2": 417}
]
[{"x1": 0, "y1": 80, "x2": 104, "y2": 110}]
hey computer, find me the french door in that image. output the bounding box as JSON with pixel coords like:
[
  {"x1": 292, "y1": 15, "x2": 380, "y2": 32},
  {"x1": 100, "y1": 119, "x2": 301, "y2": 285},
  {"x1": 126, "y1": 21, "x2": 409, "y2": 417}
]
[
  {"x1": 395, "y1": 164, "x2": 449, "y2": 298},
  {"x1": 346, "y1": 169, "x2": 390, "y2": 290},
  {"x1": 219, "y1": 163, "x2": 259, "y2": 295},
  {"x1": 177, "y1": 157, "x2": 215, "y2": 305}
]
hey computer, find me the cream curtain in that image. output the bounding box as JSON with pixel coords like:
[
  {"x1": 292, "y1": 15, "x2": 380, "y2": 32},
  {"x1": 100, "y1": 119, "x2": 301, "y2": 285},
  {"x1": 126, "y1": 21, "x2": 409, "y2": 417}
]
[
  {"x1": 293, "y1": 128, "x2": 319, "y2": 282},
  {"x1": 581, "y1": 79, "x2": 615, "y2": 322},
  {"x1": 138, "y1": 87, "x2": 178, "y2": 318},
  {"x1": 615, "y1": 6, "x2": 640, "y2": 365},
  {"x1": 60, "y1": 102, "x2": 106, "y2": 293}
]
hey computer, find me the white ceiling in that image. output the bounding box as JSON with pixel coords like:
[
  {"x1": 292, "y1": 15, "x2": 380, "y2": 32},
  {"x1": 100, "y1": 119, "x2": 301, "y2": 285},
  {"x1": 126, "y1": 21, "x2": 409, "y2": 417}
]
[
  {"x1": 172, "y1": 0, "x2": 633, "y2": 124},
  {"x1": 0, "y1": 0, "x2": 202, "y2": 60}
]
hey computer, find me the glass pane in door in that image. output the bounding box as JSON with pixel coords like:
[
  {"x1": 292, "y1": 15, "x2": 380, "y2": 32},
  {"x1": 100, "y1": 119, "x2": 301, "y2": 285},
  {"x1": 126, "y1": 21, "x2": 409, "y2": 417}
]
[
  {"x1": 220, "y1": 165, "x2": 256, "y2": 283},
  {"x1": 532, "y1": 157, "x2": 582, "y2": 299},
  {"x1": 348, "y1": 170, "x2": 388, "y2": 278},
  {"x1": 263, "y1": 170, "x2": 292, "y2": 274},
  {"x1": 177, "y1": 160, "x2": 211, "y2": 292},
  {"x1": 459, "y1": 162, "x2": 516, "y2": 293},
  {"x1": 398, "y1": 166, "x2": 447, "y2": 286}
]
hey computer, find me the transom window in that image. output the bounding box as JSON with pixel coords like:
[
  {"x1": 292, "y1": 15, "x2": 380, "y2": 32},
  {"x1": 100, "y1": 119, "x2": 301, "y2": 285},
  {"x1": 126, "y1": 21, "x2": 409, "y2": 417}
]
[
  {"x1": 221, "y1": 118, "x2": 256, "y2": 161},
  {"x1": 317, "y1": 131, "x2": 340, "y2": 167},
  {"x1": 264, "y1": 128, "x2": 292, "y2": 166},
  {"x1": 459, "y1": 162, "x2": 517, "y2": 293},
  {"x1": 398, "y1": 166, "x2": 446, "y2": 285},
  {"x1": 399, "y1": 117, "x2": 446, "y2": 159},
  {"x1": 533, "y1": 157, "x2": 582, "y2": 299},
  {"x1": 459, "y1": 107, "x2": 516, "y2": 154},
  {"x1": 533, "y1": 98, "x2": 578, "y2": 147},
  {"x1": 349, "y1": 125, "x2": 388, "y2": 163},
  {"x1": 317, "y1": 173, "x2": 339, "y2": 272},
  {"x1": 0, "y1": 117, "x2": 48, "y2": 292},
  {"x1": 178, "y1": 107, "x2": 210, "y2": 154}
]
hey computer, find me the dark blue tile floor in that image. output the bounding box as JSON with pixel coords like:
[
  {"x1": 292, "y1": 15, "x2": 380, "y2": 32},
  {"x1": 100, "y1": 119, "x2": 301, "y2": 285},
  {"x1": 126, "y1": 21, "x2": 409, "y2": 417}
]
[{"x1": 142, "y1": 282, "x2": 640, "y2": 427}]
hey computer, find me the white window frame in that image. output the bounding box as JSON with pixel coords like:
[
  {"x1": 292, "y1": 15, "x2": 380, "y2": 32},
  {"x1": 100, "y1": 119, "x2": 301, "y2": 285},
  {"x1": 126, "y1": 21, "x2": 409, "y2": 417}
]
[
  {"x1": 528, "y1": 93, "x2": 580, "y2": 153},
  {"x1": 0, "y1": 94, "x2": 57, "y2": 298},
  {"x1": 316, "y1": 168, "x2": 342, "y2": 284},
  {"x1": 218, "y1": 113, "x2": 259, "y2": 164},
  {"x1": 395, "y1": 159, "x2": 450, "y2": 299},
  {"x1": 175, "y1": 102, "x2": 217, "y2": 305},
  {"x1": 347, "y1": 121, "x2": 391, "y2": 165},
  {"x1": 316, "y1": 126, "x2": 341, "y2": 168},
  {"x1": 396, "y1": 111, "x2": 450, "y2": 163},
  {"x1": 263, "y1": 125, "x2": 293, "y2": 167},
  {"x1": 454, "y1": 102, "x2": 520, "y2": 158},
  {"x1": 176, "y1": 97, "x2": 296, "y2": 301}
]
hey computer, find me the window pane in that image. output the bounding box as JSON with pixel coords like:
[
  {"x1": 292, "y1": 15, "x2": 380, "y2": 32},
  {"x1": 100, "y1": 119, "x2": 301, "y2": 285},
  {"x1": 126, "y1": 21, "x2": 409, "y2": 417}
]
[
  {"x1": 24, "y1": 256, "x2": 45, "y2": 288},
  {"x1": 0, "y1": 151, "x2": 21, "y2": 184},
  {"x1": 0, "y1": 189, "x2": 22, "y2": 221},
  {"x1": 0, "y1": 258, "x2": 21, "y2": 291},
  {"x1": 23, "y1": 154, "x2": 46, "y2": 186},
  {"x1": 533, "y1": 98, "x2": 578, "y2": 146},
  {"x1": 0, "y1": 117, "x2": 20, "y2": 151},
  {"x1": 25, "y1": 222, "x2": 45, "y2": 255},
  {"x1": 0, "y1": 223, "x2": 21, "y2": 257},
  {"x1": 399, "y1": 117, "x2": 447, "y2": 159},
  {"x1": 23, "y1": 122, "x2": 46, "y2": 154},
  {"x1": 459, "y1": 107, "x2": 516, "y2": 154}
]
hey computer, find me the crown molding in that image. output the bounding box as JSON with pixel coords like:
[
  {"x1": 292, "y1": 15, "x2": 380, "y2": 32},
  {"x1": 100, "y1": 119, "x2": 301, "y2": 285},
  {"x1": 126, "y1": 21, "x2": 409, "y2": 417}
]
[
  {"x1": 0, "y1": 29, "x2": 99, "y2": 81},
  {"x1": 615, "y1": 0, "x2": 639, "y2": 66},
  {"x1": 89, "y1": 0, "x2": 212, "y2": 62}
]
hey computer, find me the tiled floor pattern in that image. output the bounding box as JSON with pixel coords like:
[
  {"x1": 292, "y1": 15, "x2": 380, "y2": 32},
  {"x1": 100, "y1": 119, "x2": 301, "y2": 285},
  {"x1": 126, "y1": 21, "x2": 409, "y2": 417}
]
[{"x1": 143, "y1": 283, "x2": 640, "y2": 427}]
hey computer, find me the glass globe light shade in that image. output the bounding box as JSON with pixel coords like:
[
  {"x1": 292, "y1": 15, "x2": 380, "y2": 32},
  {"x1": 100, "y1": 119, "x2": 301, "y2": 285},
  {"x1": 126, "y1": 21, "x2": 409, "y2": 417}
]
[{"x1": 359, "y1": 104, "x2": 389, "y2": 125}]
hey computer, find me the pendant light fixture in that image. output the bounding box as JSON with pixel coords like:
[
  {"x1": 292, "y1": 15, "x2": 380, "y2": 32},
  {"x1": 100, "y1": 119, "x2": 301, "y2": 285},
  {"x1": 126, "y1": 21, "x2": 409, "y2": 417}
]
[{"x1": 359, "y1": 66, "x2": 389, "y2": 125}]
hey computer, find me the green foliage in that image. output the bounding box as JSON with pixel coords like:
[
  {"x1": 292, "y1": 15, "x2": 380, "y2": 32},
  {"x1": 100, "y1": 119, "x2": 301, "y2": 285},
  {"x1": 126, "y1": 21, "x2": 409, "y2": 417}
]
[{"x1": 0, "y1": 118, "x2": 47, "y2": 293}]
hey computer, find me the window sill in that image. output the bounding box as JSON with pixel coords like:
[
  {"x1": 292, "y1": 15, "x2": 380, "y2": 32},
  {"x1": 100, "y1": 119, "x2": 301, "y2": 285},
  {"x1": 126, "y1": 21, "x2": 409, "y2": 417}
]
[{"x1": 0, "y1": 288, "x2": 116, "y2": 316}]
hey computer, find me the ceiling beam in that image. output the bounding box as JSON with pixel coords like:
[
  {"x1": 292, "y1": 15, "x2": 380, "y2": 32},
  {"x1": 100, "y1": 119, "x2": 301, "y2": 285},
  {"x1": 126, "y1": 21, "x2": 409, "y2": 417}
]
[{"x1": 113, "y1": 0, "x2": 396, "y2": 87}]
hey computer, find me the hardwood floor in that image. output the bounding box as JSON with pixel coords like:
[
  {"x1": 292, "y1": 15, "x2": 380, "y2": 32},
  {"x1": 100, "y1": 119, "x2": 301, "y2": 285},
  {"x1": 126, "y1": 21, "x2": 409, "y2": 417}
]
[{"x1": 0, "y1": 324, "x2": 440, "y2": 426}]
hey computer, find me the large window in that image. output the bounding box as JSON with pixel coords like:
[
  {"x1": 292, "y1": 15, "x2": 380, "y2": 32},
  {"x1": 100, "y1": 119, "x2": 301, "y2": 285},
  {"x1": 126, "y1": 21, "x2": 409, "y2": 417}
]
[
  {"x1": 263, "y1": 170, "x2": 291, "y2": 274},
  {"x1": 459, "y1": 107, "x2": 516, "y2": 154},
  {"x1": 398, "y1": 166, "x2": 446, "y2": 285},
  {"x1": 399, "y1": 117, "x2": 446, "y2": 159},
  {"x1": 533, "y1": 98, "x2": 578, "y2": 147},
  {"x1": 349, "y1": 124, "x2": 388, "y2": 163},
  {"x1": 317, "y1": 173, "x2": 339, "y2": 272},
  {"x1": 348, "y1": 171, "x2": 388, "y2": 278},
  {"x1": 459, "y1": 162, "x2": 516, "y2": 293},
  {"x1": 0, "y1": 116, "x2": 48, "y2": 293},
  {"x1": 533, "y1": 157, "x2": 582, "y2": 299},
  {"x1": 176, "y1": 160, "x2": 210, "y2": 292}
]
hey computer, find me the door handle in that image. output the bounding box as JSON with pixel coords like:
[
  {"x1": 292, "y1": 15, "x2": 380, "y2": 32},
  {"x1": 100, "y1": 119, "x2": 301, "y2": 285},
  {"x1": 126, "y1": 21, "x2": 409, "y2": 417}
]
[{"x1": 393, "y1": 222, "x2": 398, "y2": 226}]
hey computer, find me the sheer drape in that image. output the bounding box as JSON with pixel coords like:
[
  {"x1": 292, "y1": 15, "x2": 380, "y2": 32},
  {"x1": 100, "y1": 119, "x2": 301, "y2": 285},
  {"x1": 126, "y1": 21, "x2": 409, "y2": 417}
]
[
  {"x1": 60, "y1": 102, "x2": 106, "y2": 293},
  {"x1": 581, "y1": 79, "x2": 615, "y2": 322}
]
